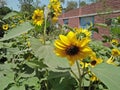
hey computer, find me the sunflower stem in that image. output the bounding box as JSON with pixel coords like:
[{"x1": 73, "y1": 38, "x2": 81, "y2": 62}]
[
  {"x1": 43, "y1": 17, "x2": 47, "y2": 45},
  {"x1": 70, "y1": 69, "x2": 79, "y2": 83},
  {"x1": 76, "y1": 61, "x2": 83, "y2": 90}
]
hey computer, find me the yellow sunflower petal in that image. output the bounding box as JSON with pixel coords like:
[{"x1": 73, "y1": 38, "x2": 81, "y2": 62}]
[
  {"x1": 54, "y1": 45, "x2": 66, "y2": 50},
  {"x1": 67, "y1": 31, "x2": 75, "y2": 39},
  {"x1": 59, "y1": 35, "x2": 70, "y2": 45},
  {"x1": 54, "y1": 49, "x2": 66, "y2": 57},
  {"x1": 80, "y1": 38, "x2": 91, "y2": 47},
  {"x1": 67, "y1": 56, "x2": 76, "y2": 65}
]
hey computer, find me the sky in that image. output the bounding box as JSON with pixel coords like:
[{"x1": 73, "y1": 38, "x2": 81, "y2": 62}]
[
  {"x1": 5, "y1": 0, "x2": 91, "y2": 11},
  {"x1": 6, "y1": 0, "x2": 49, "y2": 11}
]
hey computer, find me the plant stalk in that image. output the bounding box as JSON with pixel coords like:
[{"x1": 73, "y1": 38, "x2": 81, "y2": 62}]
[
  {"x1": 43, "y1": 17, "x2": 47, "y2": 45},
  {"x1": 76, "y1": 61, "x2": 83, "y2": 90}
]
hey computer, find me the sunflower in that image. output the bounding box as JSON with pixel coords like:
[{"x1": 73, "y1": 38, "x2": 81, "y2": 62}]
[
  {"x1": 74, "y1": 28, "x2": 91, "y2": 38},
  {"x1": 54, "y1": 31, "x2": 94, "y2": 65},
  {"x1": 90, "y1": 56, "x2": 103, "y2": 67},
  {"x1": 80, "y1": 61, "x2": 90, "y2": 68},
  {"x1": 111, "y1": 48, "x2": 120, "y2": 56},
  {"x1": 52, "y1": 16, "x2": 58, "y2": 23},
  {"x1": 90, "y1": 74, "x2": 99, "y2": 82},
  {"x1": 2, "y1": 24, "x2": 9, "y2": 30},
  {"x1": 48, "y1": 0, "x2": 61, "y2": 23},
  {"x1": 106, "y1": 56, "x2": 116, "y2": 65},
  {"x1": 111, "y1": 39, "x2": 119, "y2": 46},
  {"x1": 32, "y1": 9, "x2": 44, "y2": 26}
]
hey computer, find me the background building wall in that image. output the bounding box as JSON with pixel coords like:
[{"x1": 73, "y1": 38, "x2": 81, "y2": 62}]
[{"x1": 58, "y1": 0, "x2": 120, "y2": 40}]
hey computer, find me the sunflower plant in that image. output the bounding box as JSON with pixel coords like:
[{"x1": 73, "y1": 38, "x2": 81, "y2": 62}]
[{"x1": 0, "y1": 0, "x2": 120, "y2": 90}]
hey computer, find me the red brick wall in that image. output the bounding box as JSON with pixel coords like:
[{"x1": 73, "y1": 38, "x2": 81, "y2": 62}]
[
  {"x1": 93, "y1": 13, "x2": 120, "y2": 40},
  {"x1": 58, "y1": 0, "x2": 120, "y2": 40},
  {"x1": 68, "y1": 18, "x2": 80, "y2": 28}
]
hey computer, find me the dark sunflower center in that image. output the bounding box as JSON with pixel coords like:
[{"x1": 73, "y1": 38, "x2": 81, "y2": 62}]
[
  {"x1": 66, "y1": 45, "x2": 79, "y2": 55},
  {"x1": 91, "y1": 60, "x2": 97, "y2": 66},
  {"x1": 35, "y1": 15, "x2": 41, "y2": 20}
]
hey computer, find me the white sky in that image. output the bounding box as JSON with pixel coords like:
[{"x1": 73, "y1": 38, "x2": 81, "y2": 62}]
[{"x1": 5, "y1": 0, "x2": 91, "y2": 11}]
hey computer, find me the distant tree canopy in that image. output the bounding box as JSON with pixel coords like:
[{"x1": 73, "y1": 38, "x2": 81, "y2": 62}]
[
  {"x1": 79, "y1": 1, "x2": 87, "y2": 7},
  {"x1": 18, "y1": 0, "x2": 35, "y2": 13},
  {"x1": 0, "y1": 0, "x2": 6, "y2": 7},
  {"x1": 90, "y1": 0, "x2": 100, "y2": 3},
  {"x1": 60, "y1": 0, "x2": 65, "y2": 3},
  {"x1": 65, "y1": 1, "x2": 78, "y2": 12},
  {"x1": 21, "y1": 3, "x2": 35, "y2": 13},
  {"x1": 0, "y1": 6, "x2": 11, "y2": 15}
]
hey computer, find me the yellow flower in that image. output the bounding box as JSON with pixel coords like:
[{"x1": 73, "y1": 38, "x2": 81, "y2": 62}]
[
  {"x1": 75, "y1": 28, "x2": 91, "y2": 38},
  {"x1": 11, "y1": 24, "x2": 16, "y2": 28},
  {"x1": 54, "y1": 31, "x2": 94, "y2": 65},
  {"x1": 32, "y1": 9, "x2": 44, "y2": 26},
  {"x1": 106, "y1": 56, "x2": 116, "y2": 65},
  {"x1": 19, "y1": 20, "x2": 24, "y2": 24},
  {"x1": 48, "y1": 0, "x2": 61, "y2": 23},
  {"x1": 80, "y1": 61, "x2": 90, "y2": 68},
  {"x1": 51, "y1": 1, "x2": 61, "y2": 12},
  {"x1": 2, "y1": 24, "x2": 9, "y2": 30},
  {"x1": 52, "y1": 16, "x2": 58, "y2": 23},
  {"x1": 111, "y1": 39, "x2": 119, "y2": 46},
  {"x1": 27, "y1": 41, "x2": 31, "y2": 47},
  {"x1": 112, "y1": 48, "x2": 120, "y2": 56},
  {"x1": 90, "y1": 74, "x2": 98, "y2": 82},
  {"x1": 90, "y1": 56, "x2": 103, "y2": 67},
  {"x1": 50, "y1": 0, "x2": 58, "y2": 2}
]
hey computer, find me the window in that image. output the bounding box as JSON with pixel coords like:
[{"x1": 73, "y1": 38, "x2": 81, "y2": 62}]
[
  {"x1": 63, "y1": 19, "x2": 69, "y2": 25},
  {"x1": 80, "y1": 16, "x2": 94, "y2": 28}
]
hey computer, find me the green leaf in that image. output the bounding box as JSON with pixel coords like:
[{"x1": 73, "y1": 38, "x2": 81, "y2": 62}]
[
  {"x1": 3, "y1": 12, "x2": 18, "y2": 20},
  {"x1": 0, "y1": 63, "x2": 16, "y2": 70},
  {"x1": 91, "y1": 63, "x2": 120, "y2": 90},
  {"x1": 95, "y1": 23, "x2": 108, "y2": 28},
  {"x1": 26, "y1": 60, "x2": 47, "y2": 69},
  {"x1": 9, "y1": 85, "x2": 25, "y2": 90},
  {"x1": 49, "y1": 75, "x2": 76, "y2": 90},
  {"x1": 0, "y1": 70, "x2": 15, "y2": 90},
  {"x1": 30, "y1": 38, "x2": 70, "y2": 69},
  {"x1": 111, "y1": 25, "x2": 120, "y2": 34},
  {"x1": 23, "y1": 77, "x2": 39, "y2": 86},
  {"x1": 48, "y1": 71, "x2": 70, "y2": 79},
  {"x1": 0, "y1": 22, "x2": 34, "y2": 41}
]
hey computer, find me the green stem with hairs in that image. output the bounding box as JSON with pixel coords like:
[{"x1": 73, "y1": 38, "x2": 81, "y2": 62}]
[
  {"x1": 43, "y1": 17, "x2": 47, "y2": 45},
  {"x1": 76, "y1": 61, "x2": 83, "y2": 90}
]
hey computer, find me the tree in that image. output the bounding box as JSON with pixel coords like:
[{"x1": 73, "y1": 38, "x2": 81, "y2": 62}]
[
  {"x1": 79, "y1": 1, "x2": 87, "y2": 7},
  {"x1": 90, "y1": 0, "x2": 100, "y2": 3},
  {"x1": 0, "y1": 6, "x2": 11, "y2": 15},
  {"x1": 65, "y1": 1, "x2": 78, "y2": 12},
  {"x1": 60, "y1": 0, "x2": 65, "y2": 4},
  {"x1": 33, "y1": 0, "x2": 41, "y2": 8},
  {"x1": 18, "y1": 0, "x2": 35, "y2": 13},
  {"x1": 0, "y1": 0, "x2": 6, "y2": 8}
]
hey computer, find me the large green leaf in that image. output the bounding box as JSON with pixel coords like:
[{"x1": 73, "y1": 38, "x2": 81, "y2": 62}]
[
  {"x1": 48, "y1": 73, "x2": 76, "y2": 90},
  {"x1": 0, "y1": 22, "x2": 34, "y2": 41},
  {"x1": 23, "y1": 77, "x2": 39, "y2": 86},
  {"x1": 26, "y1": 60, "x2": 47, "y2": 69},
  {"x1": 0, "y1": 63, "x2": 16, "y2": 89},
  {"x1": 48, "y1": 71, "x2": 70, "y2": 79},
  {"x1": 30, "y1": 38, "x2": 70, "y2": 69},
  {"x1": 9, "y1": 85, "x2": 25, "y2": 90},
  {"x1": 91, "y1": 63, "x2": 120, "y2": 90},
  {"x1": 0, "y1": 70, "x2": 15, "y2": 90},
  {"x1": 3, "y1": 12, "x2": 18, "y2": 20}
]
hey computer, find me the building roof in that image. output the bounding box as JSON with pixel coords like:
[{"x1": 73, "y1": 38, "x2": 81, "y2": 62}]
[{"x1": 59, "y1": 0, "x2": 120, "y2": 19}]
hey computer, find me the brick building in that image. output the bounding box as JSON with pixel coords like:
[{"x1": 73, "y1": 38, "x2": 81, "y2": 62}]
[{"x1": 58, "y1": 0, "x2": 120, "y2": 40}]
